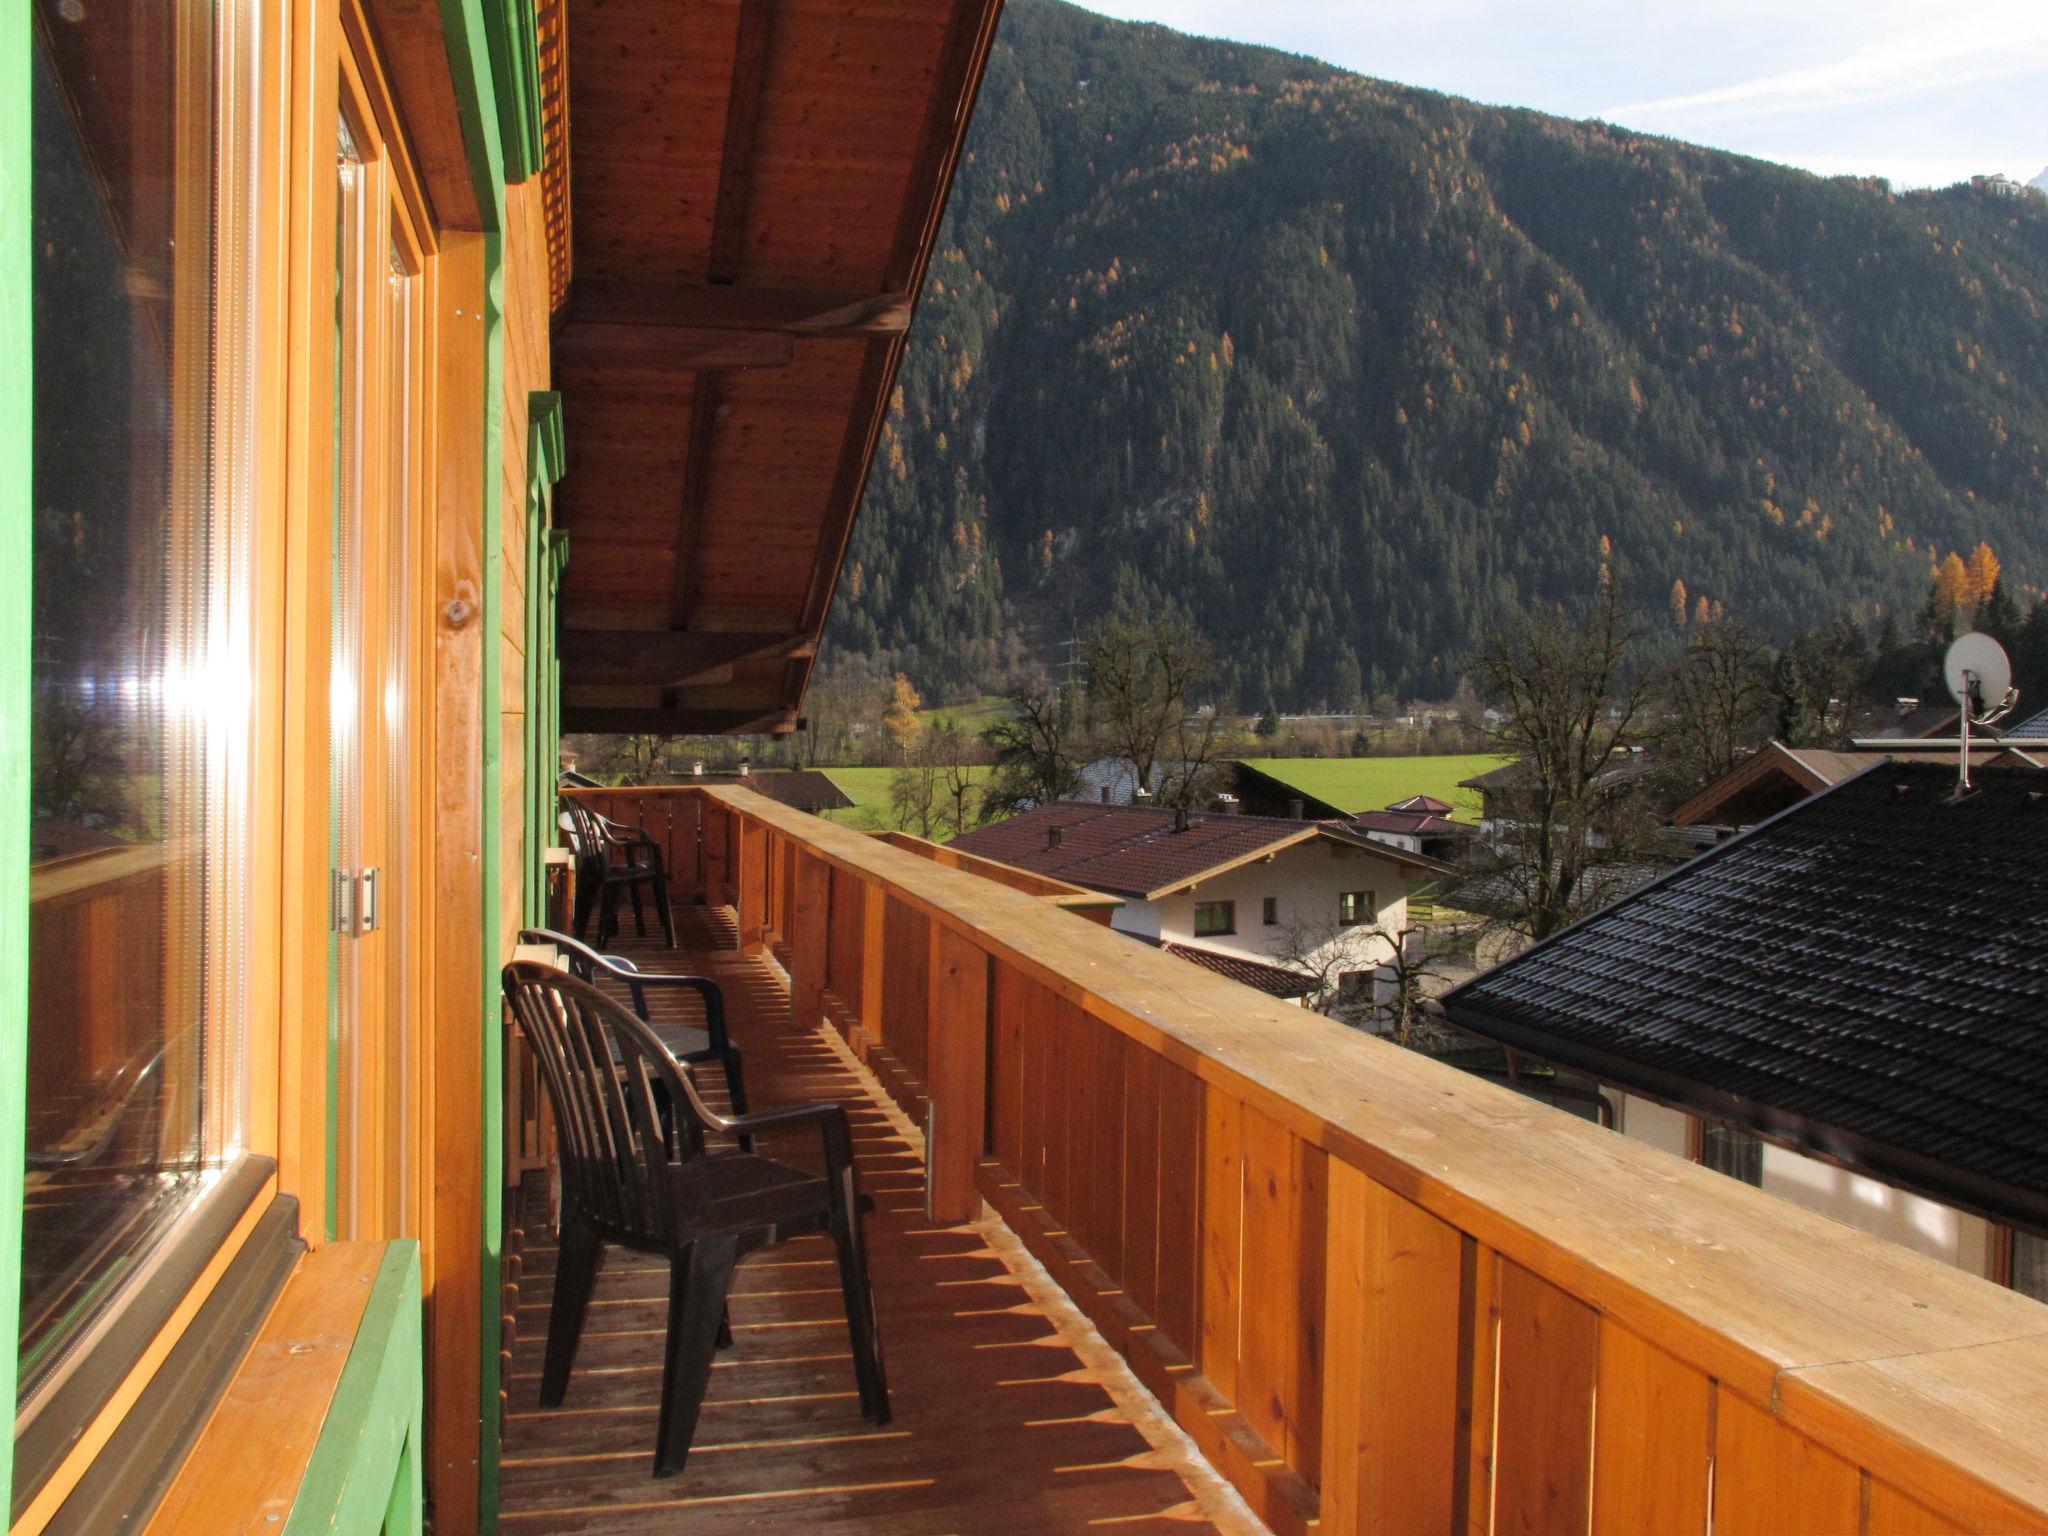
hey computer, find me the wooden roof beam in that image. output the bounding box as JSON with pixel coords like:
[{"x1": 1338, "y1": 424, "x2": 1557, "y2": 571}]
[
  {"x1": 551, "y1": 324, "x2": 792, "y2": 371},
  {"x1": 669, "y1": 375, "x2": 724, "y2": 628},
  {"x1": 708, "y1": 0, "x2": 777, "y2": 284},
  {"x1": 558, "y1": 629, "x2": 814, "y2": 686},
  {"x1": 561, "y1": 705, "x2": 800, "y2": 738},
  {"x1": 563, "y1": 284, "x2": 914, "y2": 335}
]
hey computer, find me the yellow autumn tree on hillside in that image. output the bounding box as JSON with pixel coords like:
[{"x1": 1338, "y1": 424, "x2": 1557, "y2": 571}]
[
  {"x1": 883, "y1": 673, "x2": 925, "y2": 755},
  {"x1": 1966, "y1": 541, "x2": 2001, "y2": 605},
  {"x1": 1933, "y1": 551, "x2": 1973, "y2": 617}
]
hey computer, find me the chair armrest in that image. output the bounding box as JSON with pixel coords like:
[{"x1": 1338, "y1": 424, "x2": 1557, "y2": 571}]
[
  {"x1": 711, "y1": 1100, "x2": 855, "y2": 1172},
  {"x1": 599, "y1": 967, "x2": 730, "y2": 1051}
]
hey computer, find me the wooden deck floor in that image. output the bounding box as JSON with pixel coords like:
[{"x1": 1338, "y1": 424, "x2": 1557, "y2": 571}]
[{"x1": 497, "y1": 908, "x2": 1250, "y2": 1535}]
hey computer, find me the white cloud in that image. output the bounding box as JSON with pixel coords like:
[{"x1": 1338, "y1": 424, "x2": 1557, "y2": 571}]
[{"x1": 1606, "y1": 8, "x2": 2048, "y2": 125}]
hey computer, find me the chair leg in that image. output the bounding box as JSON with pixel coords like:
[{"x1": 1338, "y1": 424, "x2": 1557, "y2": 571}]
[
  {"x1": 721, "y1": 1048, "x2": 753, "y2": 1154},
  {"x1": 629, "y1": 877, "x2": 647, "y2": 936},
  {"x1": 829, "y1": 1181, "x2": 890, "y2": 1425},
  {"x1": 572, "y1": 876, "x2": 597, "y2": 943},
  {"x1": 654, "y1": 869, "x2": 678, "y2": 948},
  {"x1": 654, "y1": 1234, "x2": 740, "y2": 1478},
  {"x1": 540, "y1": 1213, "x2": 604, "y2": 1408},
  {"x1": 597, "y1": 885, "x2": 619, "y2": 951}
]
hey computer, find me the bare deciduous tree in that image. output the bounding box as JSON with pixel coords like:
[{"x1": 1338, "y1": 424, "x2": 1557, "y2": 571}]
[
  {"x1": 1082, "y1": 606, "x2": 1232, "y2": 809},
  {"x1": 1268, "y1": 912, "x2": 1458, "y2": 1045},
  {"x1": 1467, "y1": 576, "x2": 1661, "y2": 943},
  {"x1": 980, "y1": 684, "x2": 1083, "y2": 819},
  {"x1": 1658, "y1": 616, "x2": 1774, "y2": 787}
]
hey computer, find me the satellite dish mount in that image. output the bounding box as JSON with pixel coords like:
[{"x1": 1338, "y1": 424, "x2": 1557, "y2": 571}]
[{"x1": 1943, "y1": 631, "x2": 2018, "y2": 796}]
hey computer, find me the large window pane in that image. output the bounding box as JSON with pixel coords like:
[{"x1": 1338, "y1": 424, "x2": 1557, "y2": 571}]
[{"x1": 25, "y1": 0, "x2": 247, "y2": 1398}]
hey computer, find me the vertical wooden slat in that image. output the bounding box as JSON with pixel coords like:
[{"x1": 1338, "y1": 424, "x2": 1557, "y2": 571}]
[
  {"x1": 1319, "y1": 1163, "x2": 1465, "y2": 1536},
  {"x1": 1592, "y1": 1324, "x2": 1710, "y2": 1536},
  {"x1": 1121, "y1": 1043, "x2": 1162, "y2": 1318},
  {"x1": 858, "y1": 879, "x2": 885, "y2": 1043},
  {"x1": 736, "y1": 818, "x2": 766, "y2": 949},
  {"x1": 1492, "y1": 1259, "x2": 1597, "y2": 1536},
  {"x1": 1237, "y1": 1105, "x2": 1326, "y2": 1477},
  {"x1": 989, "y1": 961, "x2": 1026, "y2": 1173},
  {"x1": 925, "y1": 924, "x2": 989, "y2": 1224},
  {"x1": 788, "y1": 850, "x2": 829, "y2": 1028},
  {"x1": 1089, "y1": 1022, "x2": 1128, "y2": 1281},
  {"x1": 1018, "y1": 970, "x2": 1053, "y2": 1198},
  {"x1": 1713, "y1": 1389, "x2": 1862, "y2": 1536},
  {"x1": 1199, "y1": 1090, "x2": 1245, "y2": 1405},
  {"x1": 1459, "y1": 1239, "x2": 1500, "y2": 1536},
  {"x1": 1041, "y1": 993, "x2": 1078, "y2": 1227},
  {"x1": 1155, "y1": 1060, "x2": 1204, "y2": 1349}
]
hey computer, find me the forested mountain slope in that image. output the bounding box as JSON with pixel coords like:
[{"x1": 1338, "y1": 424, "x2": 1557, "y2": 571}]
[{"x1": 829, "y1": 0, "x2": 2048, "y2": 705}]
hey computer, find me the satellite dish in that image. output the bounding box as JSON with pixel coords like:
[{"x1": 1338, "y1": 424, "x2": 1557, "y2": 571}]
[
  {"x1": 1942, "y1": 631, "x2": 2018, "y2": 798},
  {"x1": 1943, "y1": 631, "x2": 2013, "y2": 716}
]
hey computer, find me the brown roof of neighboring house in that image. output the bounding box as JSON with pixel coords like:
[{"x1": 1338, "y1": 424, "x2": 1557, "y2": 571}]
[
  {"x1": 947, "y1": 803, "x2": 1444, "y2": 901},
  {"x1": 1354, "y1": 808, "x2": 1470, "y2": 838},
  {"x1": 1388, "y1": 794, "x2": 1456, "y2": 814},
  {"x1": 1669, "y1": 741, "x2": 2040, "y2": 827},
  {"x1": 1872, "y1": 704, "x2": 1964, "y2": 740},
  {"x1": 1132, "y1": 935, "x2": 1319, "y2": 1000}
]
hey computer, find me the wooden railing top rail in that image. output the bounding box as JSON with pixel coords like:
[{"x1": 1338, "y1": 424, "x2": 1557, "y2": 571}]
[
  {"x1": 868, "y1": 829, "x2": 1123, "y2": 912},
  {"x1": 698, "y1": 783, "x2": 2048, "y2": 1523}
]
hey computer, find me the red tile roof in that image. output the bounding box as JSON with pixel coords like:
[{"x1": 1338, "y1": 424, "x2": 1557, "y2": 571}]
[
  {"x1": 948, "y1": 803, "x2": 1439, "y2": 900},
  {"x1": 1388, "y1": 794, "x2": 1455, "y2": 814},
  {"x1": 1354, "y1": 809, "x2": 1468, "y2": 838}
]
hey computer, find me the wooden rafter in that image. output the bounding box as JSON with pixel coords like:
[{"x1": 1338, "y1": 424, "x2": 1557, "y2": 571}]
[
  {"x1": 552, "y1": 324, "x2": 793, "y2": 372},
  {"x1": 559, "y1": 629, "x2": 814, "y2": 687},
  {"x1": 565, "y1": 284, "x2": 914, "y2": 335},
  {"x1": 707, "y1": 0, "x2": 777, "y2": 285},
  {"x1": 669, "y1": 374, "x2": 725, "y2": 629}
]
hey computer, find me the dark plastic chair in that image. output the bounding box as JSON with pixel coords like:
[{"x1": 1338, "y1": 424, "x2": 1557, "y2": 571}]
[
  {"x1": 516, "y1": 926, "x2": 752, "y2": 1149},
  {"x1": 559, "y1": 797, "x2": 677, "y2": 950},
  {"x1": 502, "y1": 961, "x2": 889, "y2": 1477}
]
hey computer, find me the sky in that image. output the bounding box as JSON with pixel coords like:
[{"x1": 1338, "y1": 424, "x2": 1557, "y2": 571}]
[{"x1": 1071, "y1": 0, "x2": 2048, "y2": 190}]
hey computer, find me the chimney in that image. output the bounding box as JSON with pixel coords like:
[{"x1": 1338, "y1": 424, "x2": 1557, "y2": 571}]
[
  {"x1": 1047, "y1": 826, "x2": 1063, "y2": 850},
  {"x1": 1215, "y1": 793, "x2": 1241, "y2": 815},
  {"x1": 1133, "y1": 787, "x2": 1152, "y2": 806},
  {"x1": 1172, "y1": 806, "x2": 1190, "y2": 833},
  {"x1": 1288, "y1": 797, "x2": 1304, "y2": 821},
  {"x1": 1100, "y1": 785, "x2": 1112, "y2": 803},
  {"x1": 1895, "y1": 696, "x2": 1919, "y2": 720},
  {"x1": 737, "y1": 757, "x2": 750, "y2": 777},
  {"x1": 691, "y1": 760, "x2": 705, "y2": 777}
]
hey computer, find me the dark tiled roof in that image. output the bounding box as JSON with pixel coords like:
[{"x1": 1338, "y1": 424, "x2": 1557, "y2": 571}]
[
  {"x1": 2006, "y1": 706, "x2": 2048, "y2": 741},
  {"x1": 1444, "y1": 760, "x2": 2048, "y2": 1232},
  {"x1": 1131, "y1": 935, "x2": 1319, "y2": 999},
  {"x1": 949, "y1": 803, "x2": 1436, "y2": 900}
]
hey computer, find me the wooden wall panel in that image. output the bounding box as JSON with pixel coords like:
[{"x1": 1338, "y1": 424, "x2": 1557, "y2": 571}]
[
  {"x1": 1198, "y1": 1091, "x2": 1244, "y2": 1405},
  {"x1": 1492, "y1": 1259, "x2": 1597, "y2": 1536},
  {"x1": 1154, "y1": 1061, "x2": 1204, "y2": 1350},
  {"x1": 924, "y1": 924, "x2": 987, "y2": 1223},
  {"x1": 1236, "y1": 1105, "x2": 1326, "y2": 1479},
  {"x1": 1713, "y1": 1390, "x2": 1862, "y2": 1536},
  {"x1": 1592, "y1": 1325, "x2": 1710, "y2": 1536},
  {"x1": 1120, "y1": 1044, "x2": 1162, "y2": 1320}
]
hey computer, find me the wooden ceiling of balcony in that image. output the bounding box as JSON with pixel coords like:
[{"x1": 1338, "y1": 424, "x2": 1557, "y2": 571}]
[{"x1": 553, "y1": 0, "x2": 1002, "y2": 736}]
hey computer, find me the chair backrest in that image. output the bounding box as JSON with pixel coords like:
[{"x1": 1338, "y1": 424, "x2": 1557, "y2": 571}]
[
  {"x1": 559, "y1": 797, "x2": 606, "y2": 875},
  {"x1": 504, "y1": 961, "x2": 723, "y2": 1245},
  {"x1": 516, "y1": 927, "x2": 649, "y2": 1019}
]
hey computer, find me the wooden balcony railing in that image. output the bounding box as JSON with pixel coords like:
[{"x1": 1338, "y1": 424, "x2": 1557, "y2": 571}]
[{"x1": 575, "y1": 783, "x2": 2048, "y2": 1536}]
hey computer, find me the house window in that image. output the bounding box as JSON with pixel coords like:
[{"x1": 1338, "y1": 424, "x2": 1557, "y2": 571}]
[
  {"x1": 1193, "y1": 900, "x2": 1235, "y2": 937},
  {"x1": 1338, "y1": 889, "x2": 1376, "y2": 927},
  {"x1": 2015, "y1": 1232, "x2": 2048, "y2": 1303},
  {"x1": 24, "y1": 0, "x2": 256, "y2": 1409},
  {"x1": 1261, "y1": 896, "x2": 1277, "y2": 926},
  {"x1": 1700, "y1": 1124, "x2": 1764, "y2": 1187}
]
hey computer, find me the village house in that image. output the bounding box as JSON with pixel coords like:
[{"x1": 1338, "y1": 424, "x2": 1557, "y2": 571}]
[
  {"x1": 1444, "y1": 758, "x2": 2048, "y2": 1302},
  {"x1": 949, "y1": 802, "x2": 1444, "y2": 1000}
]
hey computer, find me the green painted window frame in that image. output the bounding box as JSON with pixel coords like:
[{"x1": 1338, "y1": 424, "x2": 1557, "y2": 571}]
[{"x1": 0, "y1": 0, "x2": 31, "y2": 1515}]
